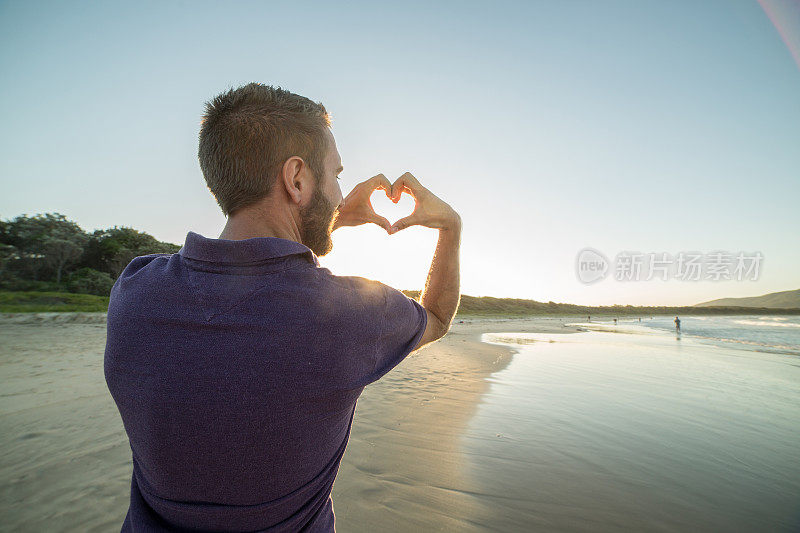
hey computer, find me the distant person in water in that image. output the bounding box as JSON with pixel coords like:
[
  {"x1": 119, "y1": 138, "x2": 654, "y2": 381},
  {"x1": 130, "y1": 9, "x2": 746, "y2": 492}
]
[
  {"x1": 588, "y1": 315, "x2": 591, "y2": 322},
  {"x1": 614, "y1": 318, "x2": 618, "y2": 325},
  {"x1": 675, "y1": 316, "x2": 681, "y2": 332}
]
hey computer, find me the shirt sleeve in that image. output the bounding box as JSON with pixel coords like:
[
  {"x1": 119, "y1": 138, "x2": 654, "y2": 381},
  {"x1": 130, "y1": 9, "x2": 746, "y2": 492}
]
[{"x1": 366, "y1": 283, "x2": 428, "y2": 385}]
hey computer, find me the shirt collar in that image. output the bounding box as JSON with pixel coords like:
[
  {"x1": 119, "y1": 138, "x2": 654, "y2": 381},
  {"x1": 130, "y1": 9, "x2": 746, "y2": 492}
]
[{"x1": 178, "y1": 231, "x2": 320, "y2": 267}]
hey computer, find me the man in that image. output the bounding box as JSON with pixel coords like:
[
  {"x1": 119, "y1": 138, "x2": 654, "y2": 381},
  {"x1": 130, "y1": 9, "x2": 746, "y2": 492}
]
[{"x1": 104, "y1": 83, "x2": 461, "y2": 532}]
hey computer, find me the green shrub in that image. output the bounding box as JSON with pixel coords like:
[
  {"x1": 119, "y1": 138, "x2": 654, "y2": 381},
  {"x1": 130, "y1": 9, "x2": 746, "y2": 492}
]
[
  {"x1": 67, "y1": 267, "x2": 116, "y2": 296},
  {"x1": 0, "y1": 275, "x2": 63, "y2": 292},
  {"x1": 0, "y1": 291, "x2": 109, "y2": 312}
]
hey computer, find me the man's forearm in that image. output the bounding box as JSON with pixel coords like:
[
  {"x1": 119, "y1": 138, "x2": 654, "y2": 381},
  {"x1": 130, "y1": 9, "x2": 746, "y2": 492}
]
[{"x1": 419, "y1": 218, "x2": 461, "y2": 334}]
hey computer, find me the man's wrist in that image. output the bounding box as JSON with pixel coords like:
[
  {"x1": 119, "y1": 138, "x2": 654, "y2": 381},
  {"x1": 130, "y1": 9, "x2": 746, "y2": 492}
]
[{"x1": 439, "y1": 211, "x2": 462, "y2": 233}]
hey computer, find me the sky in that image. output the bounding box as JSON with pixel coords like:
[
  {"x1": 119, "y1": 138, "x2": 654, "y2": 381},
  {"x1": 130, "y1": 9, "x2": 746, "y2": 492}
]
[{"x1": 1, "y1": 0, "x2": 798, "y2": 306}]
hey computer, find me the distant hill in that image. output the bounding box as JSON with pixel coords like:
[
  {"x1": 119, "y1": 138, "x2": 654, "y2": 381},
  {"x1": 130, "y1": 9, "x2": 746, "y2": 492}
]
[
  {"x1": 695, "y1": 289, "x2": 800, "y2": 309},
  {"x1": 397, "y1": 291, "x2": 800, "y2": 317}
]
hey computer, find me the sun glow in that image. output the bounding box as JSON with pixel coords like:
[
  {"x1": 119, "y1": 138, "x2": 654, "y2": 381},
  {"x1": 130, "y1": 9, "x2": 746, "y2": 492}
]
[
  {"x1": 321, "y1": 189, "x2": 435, "y2": 291},
  {"x1": 368, "y1": 188, "x2": 415, "y2": 227}
]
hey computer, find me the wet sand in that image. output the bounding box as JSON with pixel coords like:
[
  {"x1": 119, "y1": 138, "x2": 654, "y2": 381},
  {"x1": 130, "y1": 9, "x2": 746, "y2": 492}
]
[{"x1": 0, "y1": 313, "x2": 578, "y2": 532}]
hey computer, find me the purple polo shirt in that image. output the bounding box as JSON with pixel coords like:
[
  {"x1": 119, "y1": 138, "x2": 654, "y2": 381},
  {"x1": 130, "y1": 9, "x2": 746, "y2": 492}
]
[{"x1": 104, "y1": 231, "x2": 427, "y2": 532}]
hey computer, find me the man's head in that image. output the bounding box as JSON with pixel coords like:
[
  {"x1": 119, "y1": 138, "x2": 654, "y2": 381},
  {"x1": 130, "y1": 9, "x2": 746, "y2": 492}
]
[{"x1": 198, "y1": 83, "x2": 343, "y2": 255}]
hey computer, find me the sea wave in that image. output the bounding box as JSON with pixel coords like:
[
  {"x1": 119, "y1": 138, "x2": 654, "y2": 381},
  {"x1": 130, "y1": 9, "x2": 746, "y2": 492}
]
[
  {"x1": 688, "y1": 333, "x2": 800, "y2": 354},
  {"x1": 733, "y1": 319, "x2": 800, "y2": 328},
  {"x1": 566, "y1": 318, "x2": 800, "y2": 355}
]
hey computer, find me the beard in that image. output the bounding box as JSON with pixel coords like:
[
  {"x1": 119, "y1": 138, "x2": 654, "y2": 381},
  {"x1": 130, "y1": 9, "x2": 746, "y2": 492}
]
[{"x1": 299, "y1": 184, "x2": 337, "y2": 257}]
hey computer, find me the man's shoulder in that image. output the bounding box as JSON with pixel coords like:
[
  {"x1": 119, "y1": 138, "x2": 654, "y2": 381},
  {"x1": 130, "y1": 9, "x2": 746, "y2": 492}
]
[
  {"x1": 311, "y1": 269, "x2": 421, "y2": 319},
  {"x1": 312, "y1": 269, "x2": 392, "y2": 304},
  {"x1": 110, "y1": 253, "x2": 178, "y2": 303},
  {"x1": 124, "y1": 252, "x2": 174, "y2": 271},
  {"x1": 115, "y1": 253, "x2": 175, "y2": 284}
]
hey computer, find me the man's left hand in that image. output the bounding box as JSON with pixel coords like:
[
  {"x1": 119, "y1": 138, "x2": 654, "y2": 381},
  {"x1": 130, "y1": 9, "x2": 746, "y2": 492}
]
[{"x1": 332, "y1": 174, "x2": 393, "y2": 233}]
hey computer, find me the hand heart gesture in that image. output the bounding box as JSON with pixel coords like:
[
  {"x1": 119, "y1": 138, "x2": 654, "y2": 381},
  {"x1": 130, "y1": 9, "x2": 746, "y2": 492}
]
[{"x1": 333, "y1": 172, "x2": 460, "y2": 235}]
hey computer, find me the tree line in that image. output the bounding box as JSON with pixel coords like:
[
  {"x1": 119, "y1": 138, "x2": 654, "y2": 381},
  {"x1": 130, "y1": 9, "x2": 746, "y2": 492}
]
[{"x1": 0, "y1": 213, "x2": 180, "y2": 296}]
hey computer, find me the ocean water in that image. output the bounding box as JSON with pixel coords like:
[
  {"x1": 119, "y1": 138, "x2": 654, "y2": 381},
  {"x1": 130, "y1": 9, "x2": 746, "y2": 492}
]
[
  {"x1": 465, "y1": 317, "x2": 800, "y2": 532},
  {"x1": 584, "y1": 315, "x2": 800, "y2": 356}
]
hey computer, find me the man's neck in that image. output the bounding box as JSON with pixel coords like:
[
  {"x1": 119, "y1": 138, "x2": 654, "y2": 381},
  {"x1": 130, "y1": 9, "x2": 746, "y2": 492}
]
[{"x1": 218, "y1": 204, "x2": 302, "y2": 243}]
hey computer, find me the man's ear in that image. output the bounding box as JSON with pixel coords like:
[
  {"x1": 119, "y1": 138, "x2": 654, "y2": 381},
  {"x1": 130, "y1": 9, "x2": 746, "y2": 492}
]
[{"x1": 280, "y1": 156, "x2": 311, "y2": 206}]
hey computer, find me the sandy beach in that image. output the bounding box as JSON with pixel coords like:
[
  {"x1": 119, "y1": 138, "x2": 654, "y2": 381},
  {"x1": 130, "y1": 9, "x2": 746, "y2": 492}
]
[
  {"x1": 4, "y1": 314, "x2": 797, "y2": 532},
  {"x1": 0, "y1": 313, "x2": 579, "y2": 532}
]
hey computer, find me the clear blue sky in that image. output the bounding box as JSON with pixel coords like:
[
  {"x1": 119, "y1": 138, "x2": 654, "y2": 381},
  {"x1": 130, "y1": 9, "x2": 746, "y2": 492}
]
[{"x1": 1, "y1": 0, "x2": 798, "y2": 305}]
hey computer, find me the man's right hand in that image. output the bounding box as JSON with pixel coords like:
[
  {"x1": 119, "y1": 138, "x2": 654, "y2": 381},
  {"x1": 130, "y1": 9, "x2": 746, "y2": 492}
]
[
  {"x1": 386, "y1": 172, "x2": 462, "y2": 350},
  {"x1": 388, "y1": 172, "x2": 461, "y2": 235}
]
